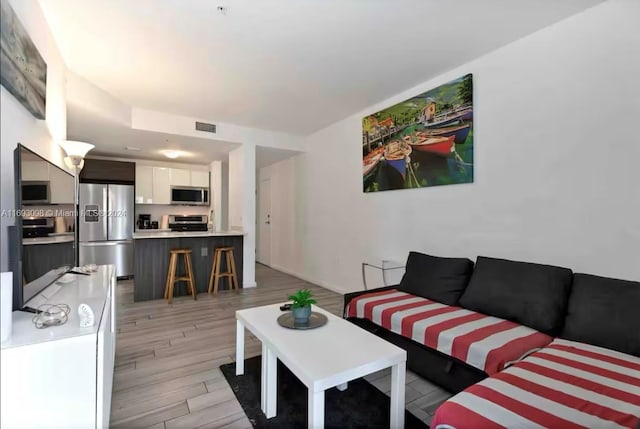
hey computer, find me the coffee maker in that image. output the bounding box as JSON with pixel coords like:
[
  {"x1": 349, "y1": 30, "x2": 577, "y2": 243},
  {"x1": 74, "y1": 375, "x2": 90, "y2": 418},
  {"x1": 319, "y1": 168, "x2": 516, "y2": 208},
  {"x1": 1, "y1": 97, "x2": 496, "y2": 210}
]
[{"x1": 137, "y1": 214, "x2": 151, "y2": 230}]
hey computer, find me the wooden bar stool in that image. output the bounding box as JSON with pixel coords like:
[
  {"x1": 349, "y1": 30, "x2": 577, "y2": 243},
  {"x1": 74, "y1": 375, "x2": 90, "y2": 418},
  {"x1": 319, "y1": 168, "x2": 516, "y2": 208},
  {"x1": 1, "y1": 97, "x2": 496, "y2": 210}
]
[
  {"x1": 208, "y1": 247, "x2": 239, "y2": 294},
  {"x1": 164, "y1": 248, "x2": 197, "y2": 304}
]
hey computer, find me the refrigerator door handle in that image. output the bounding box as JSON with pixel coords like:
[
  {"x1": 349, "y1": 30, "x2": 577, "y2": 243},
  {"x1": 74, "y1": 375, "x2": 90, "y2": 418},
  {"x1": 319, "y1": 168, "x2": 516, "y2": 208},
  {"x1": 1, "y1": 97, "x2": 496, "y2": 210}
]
[
  {"x1": 80, "y1": 241, "x2": 132, "y2": 247},
  {"x1": 103, "y1": 186, "x2": 109, "y2": 238}
]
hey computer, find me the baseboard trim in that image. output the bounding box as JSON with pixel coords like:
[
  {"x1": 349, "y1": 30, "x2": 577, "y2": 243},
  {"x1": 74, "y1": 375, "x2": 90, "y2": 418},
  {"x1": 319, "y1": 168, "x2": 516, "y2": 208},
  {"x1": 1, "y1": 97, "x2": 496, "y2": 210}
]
[
  {"x1": 269, "y1": 264, "x2": 351, "y2": 295},
  {"x1": 243, "y1": 282, "x2": 257, "y2": 288}
]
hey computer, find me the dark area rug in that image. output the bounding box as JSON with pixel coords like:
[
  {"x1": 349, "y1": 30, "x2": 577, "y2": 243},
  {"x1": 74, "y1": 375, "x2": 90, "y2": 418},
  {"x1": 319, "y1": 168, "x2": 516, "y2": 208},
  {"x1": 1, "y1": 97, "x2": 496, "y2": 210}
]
[{"x1": 220, "y1": 356, "x2": 429, "y2": 429}]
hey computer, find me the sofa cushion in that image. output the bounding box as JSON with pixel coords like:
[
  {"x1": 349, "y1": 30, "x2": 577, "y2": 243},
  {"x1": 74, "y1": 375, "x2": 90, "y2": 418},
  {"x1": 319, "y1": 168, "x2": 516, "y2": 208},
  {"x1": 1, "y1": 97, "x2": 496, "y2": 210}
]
[
  {"x1": 398, "y1": 251, "x2": 474, "y2": 306},
  {"x1": 458, "y1": 256, "x2": 573, "y2": 335},
  {"x1": 346, "y1": 289, "x2": 553, "y2": 375},
  {"x1": 431, "y1": 338, "x2": 640, "y2": 429},
  {"x1": 562, "y1": 273, "x2": 640, "y2": 357}
]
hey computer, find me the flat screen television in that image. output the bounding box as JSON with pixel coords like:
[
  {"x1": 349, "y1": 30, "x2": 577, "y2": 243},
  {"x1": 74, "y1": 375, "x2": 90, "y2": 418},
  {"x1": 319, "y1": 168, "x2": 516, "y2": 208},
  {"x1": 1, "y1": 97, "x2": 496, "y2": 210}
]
[{"x1": 9, "y1": 144, "x2": 76, "y2": 310}]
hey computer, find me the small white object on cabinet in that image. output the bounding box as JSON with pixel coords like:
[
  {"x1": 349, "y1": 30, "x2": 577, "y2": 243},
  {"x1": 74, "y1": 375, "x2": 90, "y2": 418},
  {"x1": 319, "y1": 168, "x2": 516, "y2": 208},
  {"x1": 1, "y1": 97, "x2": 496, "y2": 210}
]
[{"x1": 0, "y1": 265, "x2": 116, "y2": 429}]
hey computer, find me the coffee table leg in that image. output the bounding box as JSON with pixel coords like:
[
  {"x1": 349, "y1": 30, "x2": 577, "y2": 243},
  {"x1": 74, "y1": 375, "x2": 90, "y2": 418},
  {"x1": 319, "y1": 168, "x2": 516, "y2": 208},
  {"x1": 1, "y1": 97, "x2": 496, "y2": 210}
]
[
  {"x1": 390, "y1": 362, "x2": 406, "y2": 429},
  {"x1": 308, "y1": 389, "x2": 324, "y2": 429},
  {"x1": 236, "y1": 319, "x2": 244, "y2": 375},
  {"x1": 261, "y1": 343, "x2": 278, "y2": 418}
]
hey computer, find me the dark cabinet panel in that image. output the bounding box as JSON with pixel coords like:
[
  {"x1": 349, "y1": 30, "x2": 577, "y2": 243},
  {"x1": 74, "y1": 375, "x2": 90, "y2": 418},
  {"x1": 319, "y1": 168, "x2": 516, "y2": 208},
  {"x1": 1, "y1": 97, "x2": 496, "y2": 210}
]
[
  {"x1": 80, "y1": 159, "x2": 135, "y2": 184},
  {"x1": 133, "y1": 236, "x2": 244, "y2": 302},
  {"x1": 22, "y1": 241, "x2": 74, "y2": 283}
]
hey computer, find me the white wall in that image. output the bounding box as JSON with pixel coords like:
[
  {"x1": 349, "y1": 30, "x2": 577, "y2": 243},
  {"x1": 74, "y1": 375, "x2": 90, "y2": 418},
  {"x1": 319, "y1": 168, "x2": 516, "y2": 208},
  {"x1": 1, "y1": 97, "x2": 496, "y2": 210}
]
[
  {"x1": 269, "y1": 0, "x2": 640, "y2": 293},
  {"x1": 228, "y1": 144, "x2": 257, "y2": 287},
  {"x1": 0, "y1": 0, "x2": 68, "y2": 271},
  {"x1": 228, "y1": 147, "x2": 244, "y2": 231},
  {"x1": 209, "y1": 160, "x2": 223, "y2": 231},
  {"x1": 131, "y1": 108, "x2": 304, "y2": 151}
]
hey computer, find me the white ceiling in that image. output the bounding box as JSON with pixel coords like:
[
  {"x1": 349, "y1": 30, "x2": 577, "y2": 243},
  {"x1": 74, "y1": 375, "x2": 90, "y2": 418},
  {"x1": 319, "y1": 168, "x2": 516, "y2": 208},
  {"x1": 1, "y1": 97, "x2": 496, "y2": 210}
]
[
  {"x1": 40, "y1": 0, "x2": 603, "y2": 135},
  {"x1": 66, "y1": 104, "x2": 240, "y2": 165},
  {"x1": 67, "y1": 103, "x2": 300, "y2": 167}
]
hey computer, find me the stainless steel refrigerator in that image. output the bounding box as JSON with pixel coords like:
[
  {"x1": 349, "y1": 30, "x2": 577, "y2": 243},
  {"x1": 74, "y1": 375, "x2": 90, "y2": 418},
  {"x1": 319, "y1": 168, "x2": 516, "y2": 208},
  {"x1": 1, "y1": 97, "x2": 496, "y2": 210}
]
[{"x1": 79, "y1": 183, "x2": 134, "y2": 277}]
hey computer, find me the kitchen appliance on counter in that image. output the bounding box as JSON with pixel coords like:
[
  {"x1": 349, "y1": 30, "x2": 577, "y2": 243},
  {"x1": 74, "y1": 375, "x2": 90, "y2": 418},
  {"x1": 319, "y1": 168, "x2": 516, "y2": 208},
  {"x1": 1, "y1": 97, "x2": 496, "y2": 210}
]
[
  {"x1": 137, "y1": 214, "x2": 152, "y2": 229},
  {"x1": 168, "y1": 214, "x2": 208, "y2": 232},
  {"x1": 22, "y1": 217, "x2": 54, "y2": 238},
  {"x1": 170, "y1": 186, "x2": 209, "y2": 206},
  {"x1": 79, "y1": 183, "x2": 134, "y2": 278}
]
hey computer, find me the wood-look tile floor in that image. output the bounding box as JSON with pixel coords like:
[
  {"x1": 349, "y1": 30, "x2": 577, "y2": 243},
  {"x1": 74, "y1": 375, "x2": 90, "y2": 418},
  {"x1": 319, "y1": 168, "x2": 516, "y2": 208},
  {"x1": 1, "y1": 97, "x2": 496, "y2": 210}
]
[{"x1": 111, "y1": 264, "x2": 450, "y2": 428}]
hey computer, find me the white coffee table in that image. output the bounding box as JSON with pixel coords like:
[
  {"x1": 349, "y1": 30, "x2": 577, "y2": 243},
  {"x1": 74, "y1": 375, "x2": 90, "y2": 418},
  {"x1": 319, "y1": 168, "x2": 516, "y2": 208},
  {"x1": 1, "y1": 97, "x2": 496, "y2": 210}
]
[{"x1": 236, "y1": 303, "x2": 407, "y2": 429}]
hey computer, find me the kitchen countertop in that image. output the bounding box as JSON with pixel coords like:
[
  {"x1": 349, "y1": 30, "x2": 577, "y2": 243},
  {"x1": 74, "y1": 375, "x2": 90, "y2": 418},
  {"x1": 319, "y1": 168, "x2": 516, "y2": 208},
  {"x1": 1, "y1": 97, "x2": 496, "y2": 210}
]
[
  {"x1": 133, "y1": 230, "x2": 245, "y2": 239},
  {"x1": 22, "y1": 235, "x2": 75, "y2": 246}
]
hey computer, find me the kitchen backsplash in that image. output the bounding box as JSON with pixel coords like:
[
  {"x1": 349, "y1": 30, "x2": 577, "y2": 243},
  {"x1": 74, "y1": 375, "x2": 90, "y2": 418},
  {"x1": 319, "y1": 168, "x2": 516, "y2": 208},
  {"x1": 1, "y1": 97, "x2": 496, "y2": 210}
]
[{"x1": 134, "y1": 204, "x2": 211, "y2": 225}]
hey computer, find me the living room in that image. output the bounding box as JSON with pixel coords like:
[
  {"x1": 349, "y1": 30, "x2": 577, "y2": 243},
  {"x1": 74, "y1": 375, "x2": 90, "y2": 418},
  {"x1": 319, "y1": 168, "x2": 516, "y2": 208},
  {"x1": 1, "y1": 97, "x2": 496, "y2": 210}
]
[{"x1": 1, "y1": 0, "x2": 638, "y2": 428}]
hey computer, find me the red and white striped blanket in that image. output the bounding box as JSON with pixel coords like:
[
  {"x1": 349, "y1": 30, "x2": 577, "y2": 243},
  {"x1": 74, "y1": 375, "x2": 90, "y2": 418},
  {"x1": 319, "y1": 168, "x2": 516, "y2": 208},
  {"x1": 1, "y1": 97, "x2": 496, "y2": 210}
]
[
  {"x1": 432, "y1": 339, "x2": 640, "y2": 429},
  {"x1": 346, "y1": 289, "x2": 552, "y2": 375}
]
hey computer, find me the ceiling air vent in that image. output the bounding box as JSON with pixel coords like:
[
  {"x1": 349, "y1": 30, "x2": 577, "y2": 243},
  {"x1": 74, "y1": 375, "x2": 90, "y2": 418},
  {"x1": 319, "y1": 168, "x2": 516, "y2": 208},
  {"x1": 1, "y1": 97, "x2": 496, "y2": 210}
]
[{"x1": 195, "y1": 121, "x2": 217, "y2": 134}]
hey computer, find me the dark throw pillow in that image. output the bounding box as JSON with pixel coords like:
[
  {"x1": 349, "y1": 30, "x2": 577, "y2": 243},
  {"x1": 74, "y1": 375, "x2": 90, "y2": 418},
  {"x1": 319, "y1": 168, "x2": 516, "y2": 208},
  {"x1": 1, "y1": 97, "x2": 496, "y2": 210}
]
[
  {"x1": 398, "y1": 251, "x2": 474, "y2": 306},
  {"x1": 458, "y1": 256, "x2": 573, "y2": 335},
  {"x1": 562, "y1": 273, "x2": 640, "y2": 357}
]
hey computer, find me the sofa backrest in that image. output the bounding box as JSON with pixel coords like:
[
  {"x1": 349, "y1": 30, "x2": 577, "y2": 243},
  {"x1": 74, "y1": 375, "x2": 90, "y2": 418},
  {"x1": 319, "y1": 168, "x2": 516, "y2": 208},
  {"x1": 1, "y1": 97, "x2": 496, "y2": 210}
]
[
  {"x1": 561, "y1": 273, "x2": 640, "y2": 357},
  {"x1": 398, "y1": 251, "x2": 474, "y2": 306},
  {"x1": 458, "y1": 256, "x2": 573, "y2": 335}
]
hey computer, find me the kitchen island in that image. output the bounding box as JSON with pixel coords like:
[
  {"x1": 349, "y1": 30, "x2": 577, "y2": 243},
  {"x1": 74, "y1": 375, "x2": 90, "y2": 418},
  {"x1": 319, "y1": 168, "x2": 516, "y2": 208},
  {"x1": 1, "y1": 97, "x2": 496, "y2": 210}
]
[
  {"x1": 22, "y1": 235, "x2": 74, "y2": 283},
  {"x1": 133, "y1": 230, "x2": 244, "y2": 302}
]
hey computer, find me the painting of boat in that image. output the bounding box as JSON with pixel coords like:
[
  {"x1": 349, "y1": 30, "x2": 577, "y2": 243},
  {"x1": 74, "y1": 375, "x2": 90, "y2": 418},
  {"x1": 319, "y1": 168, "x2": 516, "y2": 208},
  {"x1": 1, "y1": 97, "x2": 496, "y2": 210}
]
[
  {"x1": 408, "y1": 135, "x2": 455, "y2": 156},
  {"x1": 424, "y1": 124, "x2": 471, "y2": 144},
  {"x1": 363, "y1": 147, "x2": 384, "y2": 188},
  {"x1": 383, "y1": 141, "x2": 412, "y2": 177},
  {"x1": 362, "y1": 74, "x2": 473, "y2": 192},
  {"x1": 423, "y1": 114, "x2": 463, "y2": 129}
]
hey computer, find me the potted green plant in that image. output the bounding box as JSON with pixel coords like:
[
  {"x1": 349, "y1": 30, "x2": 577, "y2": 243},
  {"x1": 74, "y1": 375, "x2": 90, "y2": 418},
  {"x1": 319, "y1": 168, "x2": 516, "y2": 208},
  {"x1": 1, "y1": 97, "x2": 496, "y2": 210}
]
[{"x1": 287, "y1": 289, "x2": 317, "y2": 324}]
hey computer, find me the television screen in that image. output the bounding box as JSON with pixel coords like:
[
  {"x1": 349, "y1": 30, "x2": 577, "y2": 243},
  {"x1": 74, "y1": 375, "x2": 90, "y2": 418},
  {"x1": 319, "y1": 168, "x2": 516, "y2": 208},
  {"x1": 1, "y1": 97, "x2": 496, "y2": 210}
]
[{"x1": 10, "y1": 144, "x2": 75, "y2": 310}]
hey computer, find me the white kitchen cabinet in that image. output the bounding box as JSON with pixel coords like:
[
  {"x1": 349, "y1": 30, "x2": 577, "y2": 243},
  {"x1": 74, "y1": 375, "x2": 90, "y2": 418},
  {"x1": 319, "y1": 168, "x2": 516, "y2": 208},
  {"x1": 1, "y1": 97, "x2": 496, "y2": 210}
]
[
  {"x1": 191, "y1": 170, "x2": 210, "y2": 187},
  {"x1": 49, "y1": 166, "x2": 74, "y2": 204},
  {"x1": 169, "y1": 168, "x2": 191, "y2": 186},
  {"x1": 152, "y1": 167, "x2": 171, "y2": 205},
  {"x1": 135, "y1": 166, "x2": 154, "y2": 204},
  {"x1": 21, "y1": 161, "x2": 49, "y2": 181},
  {"x1": 1, "y1": 266, "x2": 116, "y2": 429}
]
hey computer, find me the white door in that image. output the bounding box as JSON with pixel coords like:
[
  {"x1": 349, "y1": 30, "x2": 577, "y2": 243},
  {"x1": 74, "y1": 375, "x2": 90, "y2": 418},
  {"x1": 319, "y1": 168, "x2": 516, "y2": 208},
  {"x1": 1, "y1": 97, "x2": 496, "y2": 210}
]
[{"x1": 258, "y1": 178, "x2": 271, "y2": 265}]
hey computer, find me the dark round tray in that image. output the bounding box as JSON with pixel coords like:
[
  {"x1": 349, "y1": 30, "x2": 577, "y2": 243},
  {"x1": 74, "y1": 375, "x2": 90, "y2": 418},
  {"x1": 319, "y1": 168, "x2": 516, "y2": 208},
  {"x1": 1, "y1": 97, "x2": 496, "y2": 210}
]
[{"x1": 277, "y1": 311, "x2": 328, "y2": 330}]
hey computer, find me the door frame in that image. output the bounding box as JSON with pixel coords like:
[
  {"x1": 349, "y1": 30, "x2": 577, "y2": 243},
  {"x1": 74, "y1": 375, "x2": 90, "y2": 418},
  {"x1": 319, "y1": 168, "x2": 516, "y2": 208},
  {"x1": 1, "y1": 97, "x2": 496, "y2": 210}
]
[{"x1": 257, "y1": 178, "x2": 271, "y2": 266}]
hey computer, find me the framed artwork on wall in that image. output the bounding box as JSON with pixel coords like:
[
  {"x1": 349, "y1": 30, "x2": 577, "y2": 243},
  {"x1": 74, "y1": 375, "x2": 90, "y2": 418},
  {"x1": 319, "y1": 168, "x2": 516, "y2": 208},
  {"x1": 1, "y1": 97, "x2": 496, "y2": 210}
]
[
  {"x1": 362, "y1": 74, "x2": 473, "y2": 192},
  {"x1": 0, "y1": 0, "x2": 47, "y2": 120}
]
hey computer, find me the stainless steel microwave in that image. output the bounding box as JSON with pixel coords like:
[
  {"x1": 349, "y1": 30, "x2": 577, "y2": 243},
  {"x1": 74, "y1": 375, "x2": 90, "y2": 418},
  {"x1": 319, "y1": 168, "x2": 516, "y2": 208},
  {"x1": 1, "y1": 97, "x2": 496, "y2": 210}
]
[
  {"x1": 22, "y1": 181, "x2": 50, "y2": 205},
  {"x1": 170, "y1": 186, "x2": 209, "y2": 205}
]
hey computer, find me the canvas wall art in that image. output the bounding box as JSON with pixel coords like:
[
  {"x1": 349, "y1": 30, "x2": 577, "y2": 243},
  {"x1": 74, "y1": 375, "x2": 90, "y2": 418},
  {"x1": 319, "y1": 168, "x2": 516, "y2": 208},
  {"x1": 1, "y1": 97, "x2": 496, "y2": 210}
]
[
  {"x1": 363, "y1": 74, "x2": 473, "y2": 192},
  {"x1": 0, "y1": 0, "x2": 47, "y2": 119}
]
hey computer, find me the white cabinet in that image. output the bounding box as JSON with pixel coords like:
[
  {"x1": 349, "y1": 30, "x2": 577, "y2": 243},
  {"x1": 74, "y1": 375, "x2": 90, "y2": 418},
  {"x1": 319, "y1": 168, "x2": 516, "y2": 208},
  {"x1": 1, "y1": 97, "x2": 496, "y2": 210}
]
[
  {"x1": 170, "y1": 168, "x2": 209, "y2": 187},
  {"x1": 152, "y1": 167, "x2": 171, "y2": 205},
  {"x1": 136, "y1": 165, "x2": 209, "y2": 205},
  {"x1": 21, "y1": 161, "x2": 49, "y2": 181},
  {"x1": 191, "y1": 170, "x2": 210, "y2": 187},
  {"x1": 1, "y1": 266, "x2": 116, "y2": 429},
  {"x1": 135, "y1": 166, "x2": 154, "y2": 204},
  {"x1": 49, "y1": 166, "x2": 74, "y2": 204},
  {"x1": 169, "y1": 168, "x2": 191, "y2": 186}
]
